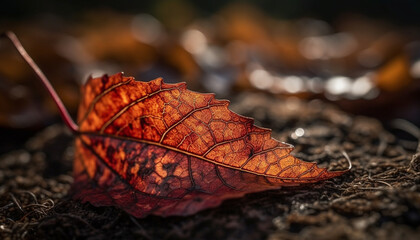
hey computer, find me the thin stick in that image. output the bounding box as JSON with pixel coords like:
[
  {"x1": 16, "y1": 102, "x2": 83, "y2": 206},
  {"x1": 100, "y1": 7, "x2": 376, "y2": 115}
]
[
  {"x1": 340, "y1": 150, "x2": 353, "y2": 171},
  {"x1": 9, "y1": 193, "x2": 24, "y2": 213},
  {"x1": 1, "y1": 31, "x2": 79, "y2": 133}
]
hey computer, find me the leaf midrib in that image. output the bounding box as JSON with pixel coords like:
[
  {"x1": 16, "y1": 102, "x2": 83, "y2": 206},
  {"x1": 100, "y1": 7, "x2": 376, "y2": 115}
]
[{"x1": 80, "y1": 131, "x2": 328, "y2": 182}]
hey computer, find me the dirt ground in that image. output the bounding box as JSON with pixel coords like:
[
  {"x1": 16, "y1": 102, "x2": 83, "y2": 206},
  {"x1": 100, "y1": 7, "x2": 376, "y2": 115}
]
[{"x1": 1, "y1": 93, "x2": 419, "y2": 240}]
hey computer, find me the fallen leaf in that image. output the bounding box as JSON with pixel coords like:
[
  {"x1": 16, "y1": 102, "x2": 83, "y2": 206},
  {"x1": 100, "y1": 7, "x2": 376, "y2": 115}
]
[{"x1": 72, "y1": 73, "x2": 347, "y2": 217}]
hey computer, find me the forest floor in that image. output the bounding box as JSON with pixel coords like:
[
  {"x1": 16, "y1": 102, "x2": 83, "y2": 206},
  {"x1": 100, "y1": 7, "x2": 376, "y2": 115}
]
[{"x1": 1, "y1": 93, "x2": 419, "y2": 240}]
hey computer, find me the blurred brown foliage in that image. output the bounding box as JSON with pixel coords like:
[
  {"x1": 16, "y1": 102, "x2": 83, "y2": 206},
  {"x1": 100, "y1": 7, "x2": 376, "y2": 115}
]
[{"x1": 0, "y1": 3, "x2": 419, "y2": 129}]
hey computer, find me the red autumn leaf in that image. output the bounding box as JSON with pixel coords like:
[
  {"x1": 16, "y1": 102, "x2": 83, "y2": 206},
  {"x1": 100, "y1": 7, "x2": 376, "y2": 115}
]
[
  {"x1": 71, "y1": 73, "x2": 348, "y2": 218},
  {"x1": 2, "y1": 31, "x2": 347, "y2": 218}
]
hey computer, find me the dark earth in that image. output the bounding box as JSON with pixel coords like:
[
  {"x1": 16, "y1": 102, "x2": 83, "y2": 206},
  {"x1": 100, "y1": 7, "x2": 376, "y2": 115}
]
[{"x1": 1, "y1": 92, "x2": 419, "y2": 240}]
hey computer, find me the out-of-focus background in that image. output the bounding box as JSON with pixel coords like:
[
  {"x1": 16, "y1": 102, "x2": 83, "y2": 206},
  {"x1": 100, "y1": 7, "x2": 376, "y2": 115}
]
[{"x1": 1, "y1": 0, "x2": 419, "y2": 152}]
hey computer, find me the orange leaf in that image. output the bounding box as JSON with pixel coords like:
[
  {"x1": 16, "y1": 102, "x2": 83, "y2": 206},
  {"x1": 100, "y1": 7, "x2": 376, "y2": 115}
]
[{"x1": 72, "y1": 73, "x2": 347, "y2": 217}]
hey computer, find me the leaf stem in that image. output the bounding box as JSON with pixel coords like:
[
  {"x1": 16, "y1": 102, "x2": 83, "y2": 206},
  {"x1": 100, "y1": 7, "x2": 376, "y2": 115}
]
[{"x1": 1, "y1": 31, "x2": 79, "y2": 133}]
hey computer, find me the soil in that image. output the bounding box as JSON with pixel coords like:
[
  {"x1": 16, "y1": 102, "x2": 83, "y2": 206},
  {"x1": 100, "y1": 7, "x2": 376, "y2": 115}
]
[{"x1": 1, "y1": 93, "x2": 419, "y2": 240}]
